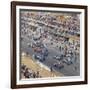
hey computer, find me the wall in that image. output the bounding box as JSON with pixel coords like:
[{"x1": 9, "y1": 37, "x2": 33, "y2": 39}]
[{"x1": 0, "y1": 0, "x2": 89, "y2": 90}]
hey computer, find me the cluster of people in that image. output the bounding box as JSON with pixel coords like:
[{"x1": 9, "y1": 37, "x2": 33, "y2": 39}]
[
  {"x1": 20, "y1": 11, "x2": 80, "y2": 41},
  {"x1": 21, "y1": 64, "x2": 41, "y2": 78},
  {"x1": 20, "y1": 11, "x2": 80, "y2": 38},
  {"x1": 33, "y1": 42, "x2": 49, "y2": 62}
]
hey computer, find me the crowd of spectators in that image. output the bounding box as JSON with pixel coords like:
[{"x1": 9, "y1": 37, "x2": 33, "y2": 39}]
[
  {"x1": 21, "y1": 64, "x2": 41, "y2": 78},
  {"x1": 20, "y1": 11, "x2": 80, "y2": 72}
]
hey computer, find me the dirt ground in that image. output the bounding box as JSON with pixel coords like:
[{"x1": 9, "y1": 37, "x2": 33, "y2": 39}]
[{"x1": 21, "y1": 54, "x2": 63, "y2": 78}]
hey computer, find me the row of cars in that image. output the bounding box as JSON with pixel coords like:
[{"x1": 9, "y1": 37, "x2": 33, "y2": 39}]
[
  {"x1": 53, "y1": 55, "x2": 73, "y2": 65},
  {"x1": 53, "y1": 54, "x2": 73, "y2": 69},
  {"x1": 31, "y1": 41, "x2": 49, "y2": 62},
  {"x1": 31, "y1": 42, "x2": 73, "y2": 70}
]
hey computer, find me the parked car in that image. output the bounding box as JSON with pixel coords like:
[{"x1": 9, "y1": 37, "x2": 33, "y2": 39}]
[
  {"x1": 62, "y1": 58, "x2": 73, "y2": 65},
  {"x1": 53, "y1": 55, "x2": 61, "y2": 61},
  {"x1": 53, "y1": 62, "x2": 64, "y2": 69},
  {"x1": 34, "y1": 54, "x2": 45, "y2": 62}
]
